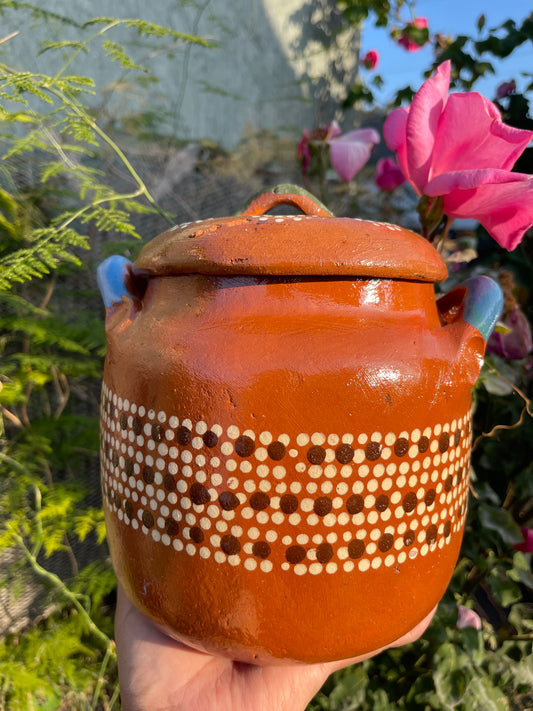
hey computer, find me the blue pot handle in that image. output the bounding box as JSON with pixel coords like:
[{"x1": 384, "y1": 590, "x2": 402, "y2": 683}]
[
  {"x1": 462, "y1": 275, "x2": 503, "y2": 341},
  {"x1": 97, "y1": 255, "x2": 134, "y2": 308}
]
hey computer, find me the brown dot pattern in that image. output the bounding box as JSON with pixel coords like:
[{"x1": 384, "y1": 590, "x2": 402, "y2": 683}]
[{"x1": 101, "y1": 384, "x2": 472, "y2": 576}]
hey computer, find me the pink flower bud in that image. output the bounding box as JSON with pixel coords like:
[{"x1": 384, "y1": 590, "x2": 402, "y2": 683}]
[
  {"x1": 496, "y1": 80, "x2": 516, "y2": 99},
  {"x1": 362, "y1": 50, "x2": 379, "y2": 71},
  {"x1": 457, "y1": 605, "x2": 482, "y2": 630},
  {"x1": 374, "y1": 157, "x2": 406, "y2": 192}
]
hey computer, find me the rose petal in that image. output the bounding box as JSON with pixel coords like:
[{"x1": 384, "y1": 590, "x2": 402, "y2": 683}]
[
  {"x1": 430, "y1": 92, "x2": 533, "y2": 178},
  {"x1": 406, "y1": 60, "x2": 451, "y2": 192},
  {"x1": 328, "y1": 129, "x2": 380, "y2": 183},
  {"x1": 426, "y1": 168, "x2": 529, "y2": 194},
  {"x1": 428, "y1": 172, "x2": 533, "y2": 250},
  {"x1": 326, "y1": 119, "x2": 342, "y2": 139},
  {"x1": 339, "y1": 128, "x2": 381, "y2": 145},
  {"x1": 383, "y1": 107, "x2": 410, "y2": 185}
]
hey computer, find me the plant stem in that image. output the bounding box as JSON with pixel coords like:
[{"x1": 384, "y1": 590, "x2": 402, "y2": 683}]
[
  {"x1": 434, "y1": 215, "x2": 454, "y2": 253},
  {"x1": 91, "y1": 642, "x2": 115, "y2": 711},
  {"x1": 13, "y1": 532, "x2": 116, "y2": 656},
  {"x1": 50, "y1": 85, "x2": 172, "y2": 224},
  {"x1": 500, "y1": 633, "x2": 533, "y2": 641},
  {"x1": 172, "y1": 0, "x2": 211, "y2": 132},
  {"x1": 0, "y1": 451, "x2": 32, "y2": 474}
]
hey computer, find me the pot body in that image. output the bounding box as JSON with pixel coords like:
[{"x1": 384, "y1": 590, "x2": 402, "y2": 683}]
[{"x1": 101, "y1": 273, "x2": 483, "y2": 663}]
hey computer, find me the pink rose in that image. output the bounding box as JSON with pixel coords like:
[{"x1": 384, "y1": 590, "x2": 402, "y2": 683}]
[
  {"x1": 397, "y1": 17, "x2": 429, "y2": 52},
  {"x1": 374, "y1": 157, "x2": 406, "y2": 192},
  {"x1": 383, "y1": 60, "x2": 533, "y2": 250},
  {"x1": 457, "y1": 605, "x2": 482, "y2": 630},
  {"x1": 328, "y1": 126, "x2": 380, "y2": 183},
  {"x1": 514, "y1": 527, "x2": 533, "y2": 553},
  {"x1": 362, "y1": 49, "x2": 379, "y2": 71}
]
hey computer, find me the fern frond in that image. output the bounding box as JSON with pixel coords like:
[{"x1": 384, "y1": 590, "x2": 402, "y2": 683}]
[
  {"x1": 0, "y1": 227, "x2": 89, "y2": 290},
  {"x1": 0, "y1": 69, "x2": 54, "y2": 104},
  {"x1": 0, "y1": 318, "x2": 91, "y2": 354},
  {"x1": 61, "y1": 115, "x2": 100, "y2": 146},
  {"x1": 38, "y1": 158, "x2": 102, "y2": 184},
  {"x1": 2, "y1": 127, "x2": 53, "y2": 159},
  {"x1": 50, "y1": 74, "x2": 96, "y2": 97},
  {"x1": 6, "y1": 353, "x2": 103, "y2": 379},
  {"x1": 0, "y1": 291, "x2": 49, "y2": 317},
  {"x1": 38, "y1": 40, "x2": 88, "y2": 55},
  {"x1": 79, "y1": 205, "x2": 141, "y2": 237},
  {"x1": 0, "y1": 1, "x2": 81, "y2": 27},
  {"x1": 101, "y1": 39, "x2": 149, "y2": 72},
  {"x1": 83, "y1": 16, "x2": 213, "y2": 47}
]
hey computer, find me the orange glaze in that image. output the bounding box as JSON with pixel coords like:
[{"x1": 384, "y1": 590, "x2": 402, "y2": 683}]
[{"x1": 100, "y1": 192, "x2": 486, "y2": 663}]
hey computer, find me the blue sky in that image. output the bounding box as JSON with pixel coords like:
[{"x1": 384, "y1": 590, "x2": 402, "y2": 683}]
[{"x1": 361, "y1": 0, "x2": 532, "y2": 104}]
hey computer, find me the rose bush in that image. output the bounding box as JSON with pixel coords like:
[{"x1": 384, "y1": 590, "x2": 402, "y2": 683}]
[{"x1": 397, "y1": 17, "x2": 429, "y2": 52}]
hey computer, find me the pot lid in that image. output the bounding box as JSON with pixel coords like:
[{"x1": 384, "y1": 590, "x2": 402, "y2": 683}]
[{"x1": 134, "y1": 188, "x2": 448, "y2": 283}]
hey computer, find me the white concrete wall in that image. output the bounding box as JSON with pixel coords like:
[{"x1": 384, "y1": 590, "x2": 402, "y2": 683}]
[{"x1": 1, "y1": 0, "x2": 360, "y2": 148}]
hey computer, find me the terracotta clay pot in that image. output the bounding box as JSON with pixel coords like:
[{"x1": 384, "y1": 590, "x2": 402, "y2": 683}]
[{"x1": 98, "y1": 190, "x2": 503, "y2": 664}]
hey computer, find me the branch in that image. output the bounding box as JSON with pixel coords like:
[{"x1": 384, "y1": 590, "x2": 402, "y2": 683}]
[
  {"x1": 1, "y1": 406, "x2": 23, "y2": 428},
  {"x1": 473, "y1": 365, "x2": 533, "y2": 451}
]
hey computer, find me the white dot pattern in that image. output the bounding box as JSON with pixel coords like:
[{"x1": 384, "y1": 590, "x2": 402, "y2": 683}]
[{"x1": 101, "y1": 384, "x2": 471, "y2": 576}]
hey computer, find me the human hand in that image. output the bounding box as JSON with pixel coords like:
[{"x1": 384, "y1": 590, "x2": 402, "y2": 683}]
[{"x1": 115, "y1": 584, "x2": 436, "y2": 711}]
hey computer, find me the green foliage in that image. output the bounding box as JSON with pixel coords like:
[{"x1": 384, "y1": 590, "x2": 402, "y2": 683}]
[
  {"x1": 0, "y1": 9, "x2": 209, "y2": 290},
  {"x1": 342, "y1": 82, "x2": 376, "y2": 110},
  {"x1": 0, "y1": 4, "x2": 208, "y2": 708},
  {"x1": 424, "y1": 13, "x2": 533, "y2": 94},
  {"x1": 335, "y1": 0, "x2": 406, "y2": 28}
]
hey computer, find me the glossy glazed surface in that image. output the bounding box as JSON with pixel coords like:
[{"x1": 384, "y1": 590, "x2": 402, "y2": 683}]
[{"x1": 101, "y1": 272, "x2": 484, "y2": 663}]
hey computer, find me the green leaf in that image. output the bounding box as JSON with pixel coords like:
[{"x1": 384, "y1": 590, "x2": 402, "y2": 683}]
[
  {"x1": 401, "y1": 23, "x2": 430, "y2": 48},
  {"x1": 433, "y1": 642, "x2": 473, "y2": 706},
  {"x1": 463, "y1": 675, "x2": 510, "y2": 711},
  {"x1": 478, "y1": 503, "x2": 523, "y2": 546},
  {"x1": 510, "y1": 654, "x2": 533, "y2": 689},
  {"x1": 342, "y1": 81, "x2": 375, "y2": 108},
  {"x1": 488, "y1": 572, "x2": 523, "y2": 607},
  {"x1": 74, "y1": 508, "x2": 106, "y2": 544},
  {"x1": 507, "y1": 552, "x2": 533, "y2": 590}
]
